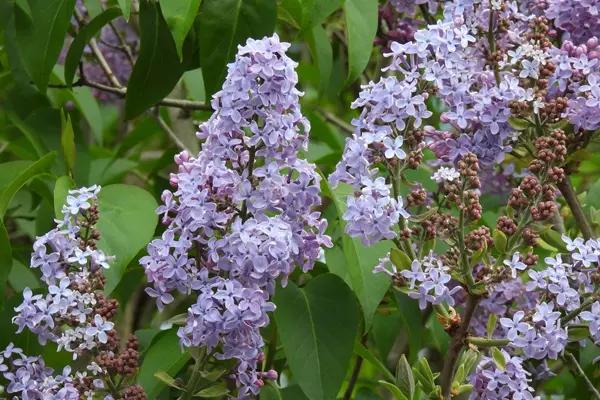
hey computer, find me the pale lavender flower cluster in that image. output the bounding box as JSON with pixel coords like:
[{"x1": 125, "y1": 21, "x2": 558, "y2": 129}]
[
  {"x1": 375, "y1": 252, "x2": 461, "y2": 309},
  {"x1": 545, "y1": 0, "x2": 600, "y2": 45},
  {"x1": 0, "y1": 343, "x2": 79, "y2": 399},
  {"x1": 12, "y1": 186, "x2": 115, "y2": 358},
  {"x1": 500, "y1": 303, "x2": 567, "y2": 360},
  {"x1": 141, "y1": 34, "x2": 330, "y2": 398},
  {"x1": 471, "y1": 278, "x2": 537, "y2": 337},
  {"x1": 470, "y1": 350, "x2": 537, "y2": 400}
]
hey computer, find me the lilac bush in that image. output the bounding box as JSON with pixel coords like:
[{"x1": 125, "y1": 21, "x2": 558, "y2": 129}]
[{"x1": 332, "y1": 0, "x2": 600, "y2": 398}]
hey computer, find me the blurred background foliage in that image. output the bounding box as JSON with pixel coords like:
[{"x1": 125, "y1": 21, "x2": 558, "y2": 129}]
[{"x1": 0, "y1": 0, "x2": 598, "y2": 399}]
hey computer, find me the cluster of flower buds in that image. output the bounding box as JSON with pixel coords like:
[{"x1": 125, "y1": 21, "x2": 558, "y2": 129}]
[
  {"x1": 6, "y1": 186, "x2": 145, "y2": 399},
  {"x1": 141, "y1": 34, "x2": 331, "y2": 398}
]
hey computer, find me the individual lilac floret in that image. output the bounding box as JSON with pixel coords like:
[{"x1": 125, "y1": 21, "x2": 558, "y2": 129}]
[
  {"x1": 397, "y1": 253, "x2": 461, "y2": 309},
  {"x1": 580, "y1": 301, "x2": 600, "y2": 345},
  {"x1": 12, "y1": 186, "x2": 115, "y2": 358},
  {"x1": 470, "y1": 350, "x2": 537, "y2": 400},
  {"x1": 0, "y1": 343, "x2": 79, "y2": 399}
]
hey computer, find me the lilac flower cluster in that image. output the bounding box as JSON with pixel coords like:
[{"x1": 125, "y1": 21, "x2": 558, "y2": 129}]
[
  {"x1": 500, "y1": 303, "x2": 567, "y2": 360},
  {"x1": 470, "y1": 350, "x2": 537, "y2": 400},
  {"x1": 545, "y1": 0, "x2": 600, "y2": 45},
  {"x1": 374, "y1": 252, "x2": 461, "y2": 310},
  {"x1": 141, "y1": 34, "x2": 330, "y2": 398},
  {"x1": 12, "y1": 186, "x2": 115, "y2": 358},
  {"x1": 0, "y1": 344, "x2": 79, "y2": 399},
  {"x1": 470, "y1": 278, "x2": 537, "y2": 337}
]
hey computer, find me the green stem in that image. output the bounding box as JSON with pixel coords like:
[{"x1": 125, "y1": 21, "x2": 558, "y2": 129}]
[
  {"x1": 563, "y1": 351, "x2": 600, "y2": 400},
  {"x1": 182, "y1": 356, "x2": 204, "y2": 400},
  {"x1": 440, "y1": 294, "x2": 480, "y2": 399},
  {"x1": 561, "y1": 294, "x2": 600, "y2": 324},
  {"x1": 557, "y1": 178, "x2": 594, "y2": 240},
  {"x1": 458, "y1": 208, "x2": 476, "y2": 290},
  {"x1": 391, "y1": 167, "x2": 416, "y2": 260},
  {"x1": 486, "y1": 2, "x2": 501, "y2": 85},
  {"x1": 466, "y1": 337, "x2": 510, "y2": 348}
]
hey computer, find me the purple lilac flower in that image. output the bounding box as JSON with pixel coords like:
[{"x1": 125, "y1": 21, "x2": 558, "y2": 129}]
[
  {"x1": 141, "y1": 34, "x2": 331, "y2": 398},
  {"x1": 500, "y1": 303, "x2": 567, "y2": 360},
  {"x1": 0, "y1": 343, "x2": 79, "y2": 399},
  {"x1": 12, "y1": 186, "x2": 115, "y2": 358},
  {"x1": 470, "y1": 350, "x2": 537, "y2": 400},
  {"x1": 545, "y1": 0, "x2": 600, "y2": 45},
  {"x1": 395, "y1": 253, "x2": 461, "y2": 309}
]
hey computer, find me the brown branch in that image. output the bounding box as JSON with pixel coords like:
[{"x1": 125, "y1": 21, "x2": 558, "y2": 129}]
[
  {"x1": 440, "y1": 294, "x2": 480, "y2": 398},
  {"x1": 46, "y1": 81, "x2": 211, "y2": 111},
  {"x1": 74, "y1": 9, "x2": 123, "y2": 88},
  {"x1": 343, "y1": 336, "x2": 367, "y2": 400}
]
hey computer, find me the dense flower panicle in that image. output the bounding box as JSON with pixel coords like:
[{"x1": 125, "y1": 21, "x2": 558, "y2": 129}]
[
  {"x1": 141, "y1": 34, "x2": 330, "y2": 398},
  {"x1": 0, "y1": 344, "x2": 80, "y2": 399},
  {"x1": 500, "y1": 303, "x2": 567, "y2": 360},
  {"x1": 545, "y1": 0, "x2": 600, "y2": 45},
  {"x1": 178, "y1": 276, "x2": 274, "y2": 397},
  {"x1": 470, "y1": 350, "x2": 537, "y2": 400},
  {"x1": 375, "y1": 252, "x2": 461, "y2": 310},
  {"x1": 13, "y1": 186, "x2": 116, "y2": 357}
]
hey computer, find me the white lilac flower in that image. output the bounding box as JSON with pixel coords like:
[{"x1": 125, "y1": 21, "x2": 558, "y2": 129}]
[{"x1": 432, "y1": 166, "x2": 460, "y2": 183}]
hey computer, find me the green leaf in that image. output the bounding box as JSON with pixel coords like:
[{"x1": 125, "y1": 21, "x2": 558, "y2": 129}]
[
  {"x1": 53, "y1": 175, "x2": 75, "y2": 219},
  {"x1": 491, "y1": 347, "x2": 506, "y2": 370},
  {"x1": 311, "y1": 0, "x2": 342, "y2": 26},
  {"x1": 280, "y1": 0, "x2": 341, "y2": 29},
  {"x1": 125, "y1": 1, "x2": 189, "y2": 119},
  {"x1": 159, "y1": 0, "x2": 201, "y2": 60},
  {"x1": 306, "y1": 24, "x2": 332, "y2": 94},
  {"x1": 193, "y1": 383, "x2": 229, "y2": 397},
  {"x1": 354, "y1": 342, "x2": 395, "y2": 382},
  {"x1": 14, "y1": 0, "x2": 76, "y2": 92},
  {"x1": 153, "y1": 371, "x2": 184, "y2": 390},
  {"x1": 8, "y1": 259, "x2": 40, "y2": 292},
  {"x1": 0, "y1": 153, "x2": 56, "y2": 218},
  {"x1": 323, "y1": 181, "x2": 392, "y2": 328},
  {"x1": 492, "y1": 229, "x2": 507, "y2": 253},
  {"x1": 138, "y1": 329, "x2": 191, "y2": 397},
  {"x1": 507, "y1": 116, "x2": 530, "y2": 131},
  {"x1": 64, "y1": 7, "x2": 122, "y2": 86},
  {"x1": 197, "y1": 0, "x2": 276, "y2": 96},
  {"x1": 343, "y1": 0, "x2": 377, "y2": 84},
  {"x1": 0, "y1": 222, "x2": 13, "y2": 307},
  {"x1": 568, "y1": 325, "x2": 590, "y2": 342},
  {"x1": 413, "y1": 358, "x2": 436, "y2": 395},
  {"x1": 390, "y1": 248, "x2": 412, "y2": 271},
  {"x1": 260, "y1": 383, "x2": 283, "y2": 400},
  {"x1": 273, "y1": 273, "x2": 360, "y2": 400},
  {"x1": 378, "y1": 381, "x2": 408, "y2": 400},
  {"x1": 486, "y1": 314, "x2": 497, "y2": 338},
  {"x1": 60, "y1": 110, "x2": 76, "y2": 175},
  {"x1": 395, "y1": 355, "x2": 415, "y2": 399},
  {"x1": 0, "y1": 153, "x2": 48, "y2": 298},
  {"x1": 96, "y1": 184, "x2": 158, "y2": 293},
  {"x1": 117, "y1": 0, "x2": 131, "y2": 20}
]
